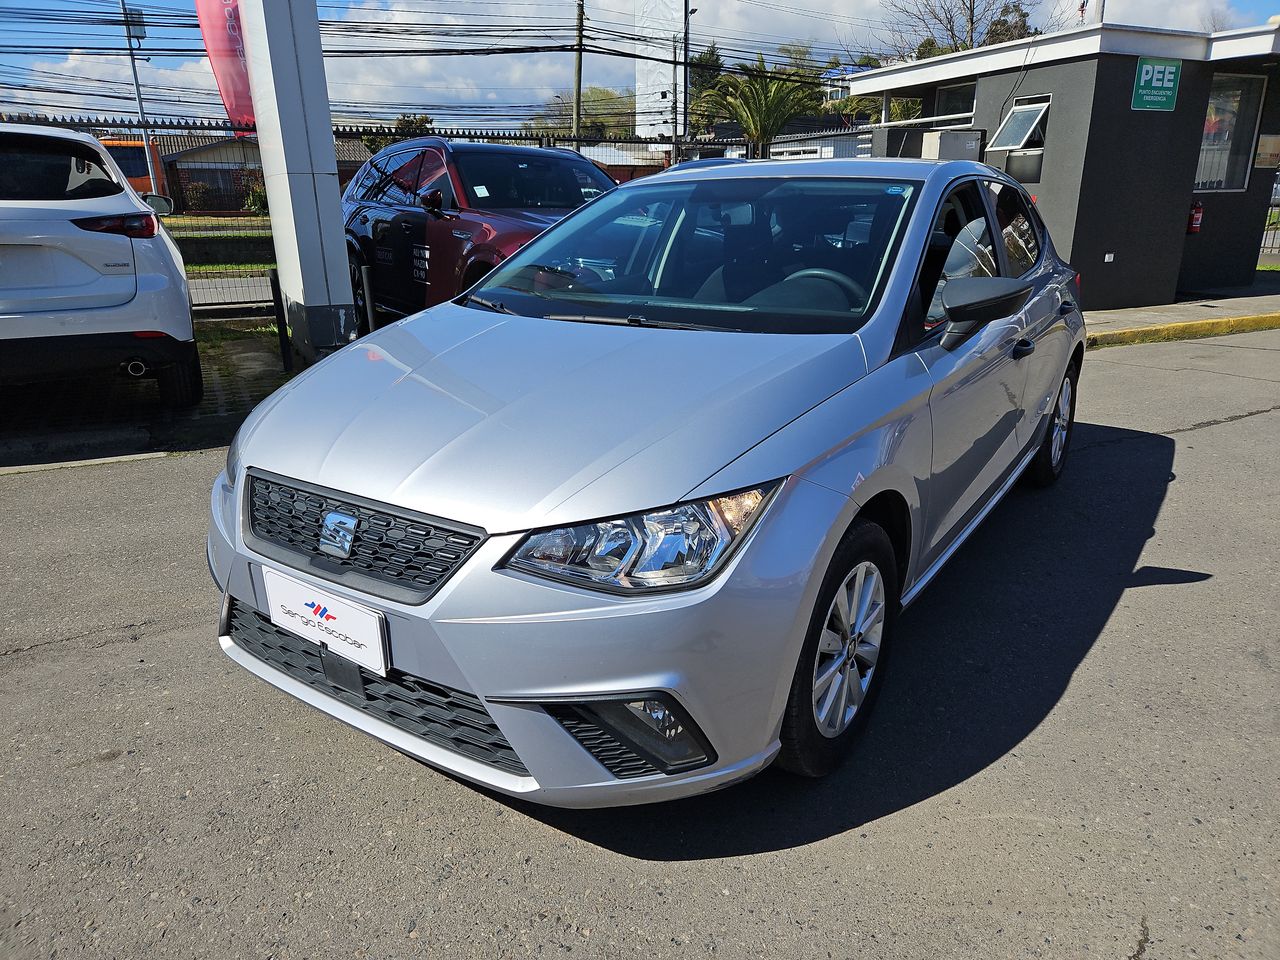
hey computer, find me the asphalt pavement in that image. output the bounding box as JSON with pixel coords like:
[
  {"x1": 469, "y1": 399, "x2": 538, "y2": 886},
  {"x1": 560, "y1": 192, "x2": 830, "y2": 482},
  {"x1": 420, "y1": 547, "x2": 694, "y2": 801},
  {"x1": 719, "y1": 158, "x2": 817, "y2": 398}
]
[{"x1": 1, "y1": 332, "x2": 1277, "y2": 959}]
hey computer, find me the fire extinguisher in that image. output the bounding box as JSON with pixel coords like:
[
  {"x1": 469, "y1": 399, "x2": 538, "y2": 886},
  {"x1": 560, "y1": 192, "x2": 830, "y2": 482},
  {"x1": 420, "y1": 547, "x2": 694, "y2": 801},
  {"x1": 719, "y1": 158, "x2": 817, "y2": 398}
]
[{"x1": 1187, "y1": 200, "x2": 1204, "y2": 234}]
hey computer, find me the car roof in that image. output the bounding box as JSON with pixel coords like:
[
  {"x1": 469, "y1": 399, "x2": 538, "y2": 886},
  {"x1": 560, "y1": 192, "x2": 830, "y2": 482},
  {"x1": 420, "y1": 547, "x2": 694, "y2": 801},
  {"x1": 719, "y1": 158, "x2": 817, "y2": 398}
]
[
  {"x1": 0, "y1": 122, "x2": 109, "y2": 150},
  {"x1": 379, "y1": 137, "x2": 592, "y2": 160},
  {"x1": 637, "y1": 157, "x2": 1009, "y2": 187}
]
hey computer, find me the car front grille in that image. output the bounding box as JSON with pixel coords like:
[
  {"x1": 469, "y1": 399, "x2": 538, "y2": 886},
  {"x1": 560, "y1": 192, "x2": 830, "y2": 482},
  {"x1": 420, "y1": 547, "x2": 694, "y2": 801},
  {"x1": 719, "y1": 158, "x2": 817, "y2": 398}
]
[
  {"x1": 245, "y1": 470, "x2": 485, "y2": 605},
  {"x1": 543, "y1": 705, "x2": 661, "y2": 779},
  {"x1": 227, "y1": 599, "x2": 528, "y2": 776}
]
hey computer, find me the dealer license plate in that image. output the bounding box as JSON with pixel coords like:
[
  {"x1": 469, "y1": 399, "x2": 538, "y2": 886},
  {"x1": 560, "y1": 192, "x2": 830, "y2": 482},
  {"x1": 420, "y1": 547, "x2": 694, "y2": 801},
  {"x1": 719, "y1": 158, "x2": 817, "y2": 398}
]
[{"x1": 261, "y1": 567, "x2": 387, "y2": 676}]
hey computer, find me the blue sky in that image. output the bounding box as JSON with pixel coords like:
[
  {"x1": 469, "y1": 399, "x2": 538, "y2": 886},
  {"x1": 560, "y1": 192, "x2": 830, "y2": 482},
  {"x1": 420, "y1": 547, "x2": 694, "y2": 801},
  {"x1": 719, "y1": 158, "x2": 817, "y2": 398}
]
[{"x1": 1, "y1": 0, "x2": 1273, "y2": 125}]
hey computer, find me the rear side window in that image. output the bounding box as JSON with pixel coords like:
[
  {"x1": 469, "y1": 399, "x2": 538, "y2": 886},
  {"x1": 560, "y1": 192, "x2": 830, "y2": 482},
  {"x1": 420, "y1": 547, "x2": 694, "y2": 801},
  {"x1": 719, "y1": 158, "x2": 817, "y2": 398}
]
[
  {"x1": 986, "y1": 181, "x2": 1042, "y2": 276},
  {"x1": 0, "y1": 133, "x2": 123, "y2": 201}
]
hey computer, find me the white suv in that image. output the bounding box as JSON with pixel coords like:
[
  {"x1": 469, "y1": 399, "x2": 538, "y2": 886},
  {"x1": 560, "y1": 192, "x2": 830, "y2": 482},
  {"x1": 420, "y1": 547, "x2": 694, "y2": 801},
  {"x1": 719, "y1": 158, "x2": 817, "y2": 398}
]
[{"x1": 0, "y1": 123, "x2": 202, "y2": 407}]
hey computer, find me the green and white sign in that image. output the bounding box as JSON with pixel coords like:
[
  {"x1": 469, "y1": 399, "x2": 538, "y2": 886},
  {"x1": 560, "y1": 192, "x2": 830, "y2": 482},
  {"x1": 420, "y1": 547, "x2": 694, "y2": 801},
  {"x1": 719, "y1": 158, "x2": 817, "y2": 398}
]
[{"x1": 1132, "y1": 57, "x2": 1181, "y2": 111}]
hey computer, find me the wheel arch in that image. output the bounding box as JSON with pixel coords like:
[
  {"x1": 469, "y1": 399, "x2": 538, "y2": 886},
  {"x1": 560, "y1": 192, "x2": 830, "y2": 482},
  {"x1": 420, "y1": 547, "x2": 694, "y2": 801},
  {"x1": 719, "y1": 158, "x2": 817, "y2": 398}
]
[{"x1": 850, "y1": 489, "x2": 912, "y2": 602}]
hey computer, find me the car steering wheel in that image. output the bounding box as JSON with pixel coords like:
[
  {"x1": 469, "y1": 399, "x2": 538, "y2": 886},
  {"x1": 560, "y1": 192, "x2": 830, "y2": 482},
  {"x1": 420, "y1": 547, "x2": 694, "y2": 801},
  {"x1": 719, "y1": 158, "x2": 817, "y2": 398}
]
[{"x1": 784, "y1": 268, "x2": 868, "y2": 305}]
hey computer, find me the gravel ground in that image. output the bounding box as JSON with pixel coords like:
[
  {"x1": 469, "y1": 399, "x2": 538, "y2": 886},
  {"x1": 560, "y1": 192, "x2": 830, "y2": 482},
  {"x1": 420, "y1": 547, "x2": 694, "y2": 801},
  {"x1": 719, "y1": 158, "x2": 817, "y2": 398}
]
[{"x1": 1, "y1": 331, "x2": 1276, "y2": 959}]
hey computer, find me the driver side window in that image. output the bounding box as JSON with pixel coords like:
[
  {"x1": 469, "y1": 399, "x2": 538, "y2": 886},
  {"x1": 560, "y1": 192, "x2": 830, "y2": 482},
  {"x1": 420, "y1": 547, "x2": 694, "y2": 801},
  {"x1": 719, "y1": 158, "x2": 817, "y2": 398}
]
[{"x1": 912, "y1": 182, "x2": 998, "y2": 339}]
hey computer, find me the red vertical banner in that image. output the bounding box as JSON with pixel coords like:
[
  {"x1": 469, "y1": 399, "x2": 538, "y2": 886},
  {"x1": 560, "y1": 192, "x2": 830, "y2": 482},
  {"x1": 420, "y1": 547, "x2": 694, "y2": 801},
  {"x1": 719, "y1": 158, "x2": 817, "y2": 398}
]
[{"x1": 195, "y1": 0, "x2": 255, "y2": 132}]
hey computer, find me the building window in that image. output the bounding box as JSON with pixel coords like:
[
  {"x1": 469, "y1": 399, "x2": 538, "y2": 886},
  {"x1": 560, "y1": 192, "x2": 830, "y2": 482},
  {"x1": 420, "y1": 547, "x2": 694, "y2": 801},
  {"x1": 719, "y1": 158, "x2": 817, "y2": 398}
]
[
  {"x1": 989, "y1": 101, "x2": 1050, "y2": 150},
  {"x1": 936, "y1": 82, "x2": 976, "y2": 118},
  {"x1": 1194, "y1": 74, "x2": 1266, "y2": 192}
]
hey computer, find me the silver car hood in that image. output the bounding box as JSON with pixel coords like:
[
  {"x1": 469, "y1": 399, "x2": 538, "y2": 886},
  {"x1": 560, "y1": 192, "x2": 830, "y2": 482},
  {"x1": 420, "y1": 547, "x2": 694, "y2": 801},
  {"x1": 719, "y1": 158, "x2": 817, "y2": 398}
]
[{"x1": 240, "y1": 303, "x2": 868, "y2": 533}]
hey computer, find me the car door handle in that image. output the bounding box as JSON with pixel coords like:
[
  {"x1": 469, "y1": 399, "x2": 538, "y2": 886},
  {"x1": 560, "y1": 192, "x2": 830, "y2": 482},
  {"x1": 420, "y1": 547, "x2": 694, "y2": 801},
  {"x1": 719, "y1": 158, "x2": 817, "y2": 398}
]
[
  {"x1": 400, "y1": 222, "x2": 415, "y2": 232},
  {"x1": 1012, "y1": 338, "x2": 1036, "y2": 359},
  {"x1": 452, "y1": 229, "x2": 472, "y2": 240}
]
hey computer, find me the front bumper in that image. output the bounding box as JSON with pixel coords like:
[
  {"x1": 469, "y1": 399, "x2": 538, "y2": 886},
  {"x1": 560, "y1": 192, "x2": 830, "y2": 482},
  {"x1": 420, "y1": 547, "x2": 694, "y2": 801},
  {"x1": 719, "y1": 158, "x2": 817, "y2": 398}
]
[{"x1": 208, "y1": 469, "x2": 850, "y2": 807}]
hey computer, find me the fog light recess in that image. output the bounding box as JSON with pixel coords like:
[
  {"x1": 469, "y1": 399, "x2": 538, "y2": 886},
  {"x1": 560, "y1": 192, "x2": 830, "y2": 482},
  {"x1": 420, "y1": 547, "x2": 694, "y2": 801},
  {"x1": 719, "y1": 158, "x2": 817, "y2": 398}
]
[{"x1": 546, "y1": 692, "x2": 716, "y2": 778}]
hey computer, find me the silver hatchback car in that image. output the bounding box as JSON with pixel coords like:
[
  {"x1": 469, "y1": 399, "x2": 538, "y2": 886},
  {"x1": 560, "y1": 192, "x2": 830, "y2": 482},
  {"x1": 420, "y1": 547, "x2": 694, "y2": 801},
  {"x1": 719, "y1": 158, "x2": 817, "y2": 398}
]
[{"x1": 208, "y1": 158, "x2": 1084, "y2": 807}]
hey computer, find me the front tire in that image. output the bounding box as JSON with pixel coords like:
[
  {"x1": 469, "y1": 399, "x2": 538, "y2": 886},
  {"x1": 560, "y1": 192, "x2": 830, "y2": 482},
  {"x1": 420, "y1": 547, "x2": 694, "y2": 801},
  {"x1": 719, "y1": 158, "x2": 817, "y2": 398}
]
[
  {"x1": 1026, "y1": 360, "x2": 1079, "y2": 488},
  {"x1": 157, "y1": 349, "x2": 204, "y2": 409},
  {"x1": 778, "y1": 519, "x2": 899, "y2": 778},
  {"x1": 349, "y1": 251, "x2": 372, "y2": 338}
]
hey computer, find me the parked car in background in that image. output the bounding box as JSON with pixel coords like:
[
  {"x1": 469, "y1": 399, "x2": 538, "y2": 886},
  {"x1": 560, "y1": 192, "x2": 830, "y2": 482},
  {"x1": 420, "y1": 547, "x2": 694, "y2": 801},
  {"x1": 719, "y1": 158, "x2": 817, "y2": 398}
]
[
  {"x1": 342, "y1": 139, "x2": 614, "y2": 331},
  {"x1": 211, "y1": 158, "x2": 1084, "y2": 807},
  {"x1": 99, "y1": 135, "x2": 167, "y2": 197},
  {"x1": 0, "y1": 123, "x2": 202, "y2": 407}
]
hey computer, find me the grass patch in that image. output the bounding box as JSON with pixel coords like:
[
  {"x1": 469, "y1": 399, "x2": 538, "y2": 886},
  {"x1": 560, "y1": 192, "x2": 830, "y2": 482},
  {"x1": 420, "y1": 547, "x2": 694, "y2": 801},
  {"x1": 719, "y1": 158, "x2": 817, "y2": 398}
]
[
  {"x1": 186, "y1": 262, "x2": 276, "y2": 276},
  {"x1": 1257, "y1": 263, "x2": 1280, "y2": 271},
  {"x1": 195, "y1": 318, "x2": 282, "y2": 348}
]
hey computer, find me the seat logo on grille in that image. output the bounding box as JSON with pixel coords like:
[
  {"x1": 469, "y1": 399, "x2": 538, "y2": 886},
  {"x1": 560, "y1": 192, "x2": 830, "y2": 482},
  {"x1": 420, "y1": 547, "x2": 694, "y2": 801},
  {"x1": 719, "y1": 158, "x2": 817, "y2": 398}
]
[{"x1": 318, "y1": 510, "x2": 358, "y2": 559}]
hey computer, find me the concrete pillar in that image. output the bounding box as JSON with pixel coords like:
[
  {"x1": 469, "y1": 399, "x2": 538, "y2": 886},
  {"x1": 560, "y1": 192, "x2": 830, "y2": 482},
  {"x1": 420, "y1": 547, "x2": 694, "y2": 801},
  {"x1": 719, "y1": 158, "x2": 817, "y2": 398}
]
[{"x1": 240, "y1": 0, "x2": 355, "y2": 362}]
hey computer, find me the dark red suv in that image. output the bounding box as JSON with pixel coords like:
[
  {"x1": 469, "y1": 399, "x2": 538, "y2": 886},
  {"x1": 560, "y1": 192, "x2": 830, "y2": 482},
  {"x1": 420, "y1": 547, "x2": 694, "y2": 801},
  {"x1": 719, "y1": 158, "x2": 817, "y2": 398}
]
[{"x1": 342, "y1": 139, "x2": 615, "y2": 330}]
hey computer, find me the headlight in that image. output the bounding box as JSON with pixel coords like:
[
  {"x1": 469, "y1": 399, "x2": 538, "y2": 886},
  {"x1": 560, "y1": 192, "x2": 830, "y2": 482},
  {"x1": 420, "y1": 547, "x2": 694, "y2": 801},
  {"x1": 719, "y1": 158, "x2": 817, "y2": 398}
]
[
  {"x1": 505, "y1": 483, "x2": 779, "y2": 593},
  {"x1": 225, "y1": 429, "x2": 243, "y2": 485}
]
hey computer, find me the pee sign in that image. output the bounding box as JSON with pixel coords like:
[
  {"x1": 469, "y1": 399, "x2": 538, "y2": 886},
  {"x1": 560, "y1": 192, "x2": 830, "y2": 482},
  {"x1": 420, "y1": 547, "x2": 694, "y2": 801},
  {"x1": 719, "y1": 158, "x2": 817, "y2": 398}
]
[{"x1": 1132, "y1": 57, "x2": 1181, "y2": 111}]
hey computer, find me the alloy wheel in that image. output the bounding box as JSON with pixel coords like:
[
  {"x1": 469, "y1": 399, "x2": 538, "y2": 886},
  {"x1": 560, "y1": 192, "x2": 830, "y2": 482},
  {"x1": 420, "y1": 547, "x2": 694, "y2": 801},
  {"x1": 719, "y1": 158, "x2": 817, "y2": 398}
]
[
  {"x1": 812, "y1": 560, "x2": 886, "y2": 738},
  {"x1": 1051, "y1": 375, "x2": 1072, "y2": 467}
]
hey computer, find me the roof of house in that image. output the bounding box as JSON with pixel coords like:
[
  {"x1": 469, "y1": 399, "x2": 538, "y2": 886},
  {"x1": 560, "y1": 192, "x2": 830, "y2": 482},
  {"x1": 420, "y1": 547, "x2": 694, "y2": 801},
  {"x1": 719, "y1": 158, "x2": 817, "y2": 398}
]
[
  {"x1": 835, "y1": 19, "x2": 1280, "y2": 97},
  {"x1": 148, "y1": 134, "x2": 371, "y2": 164}
]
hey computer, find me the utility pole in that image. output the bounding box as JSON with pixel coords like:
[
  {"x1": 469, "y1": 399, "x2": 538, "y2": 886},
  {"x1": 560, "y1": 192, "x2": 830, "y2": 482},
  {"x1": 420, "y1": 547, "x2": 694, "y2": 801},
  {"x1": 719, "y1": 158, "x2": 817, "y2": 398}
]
[
  {"x1": 119, "y1": 1, "x2": 158, "y2": 193},
  {"x1": 682, "y1": 0, "x2": 691, "y2": 141},
  {"x1": 671, "y1": 35, "x2": 679, "y2": 163},
  {"x1": 572, "y1": 0, "x2": 584, "y2": 141}
]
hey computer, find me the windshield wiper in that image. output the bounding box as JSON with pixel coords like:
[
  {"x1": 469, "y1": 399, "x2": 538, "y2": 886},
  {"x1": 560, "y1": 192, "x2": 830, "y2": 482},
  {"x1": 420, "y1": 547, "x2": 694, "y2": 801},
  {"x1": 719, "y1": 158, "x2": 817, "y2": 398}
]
[
  {"x1": 460, "y1": 293, "x2": 516, "y2": 315},
  {"x1": 544, "y1": 313, "x2": 728, "y2": 332}
]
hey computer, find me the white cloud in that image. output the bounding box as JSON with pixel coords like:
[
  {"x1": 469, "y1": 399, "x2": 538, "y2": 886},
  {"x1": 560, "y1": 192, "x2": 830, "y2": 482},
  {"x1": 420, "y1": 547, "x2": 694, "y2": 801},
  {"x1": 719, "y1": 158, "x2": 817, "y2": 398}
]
[{"x1": 0, "y1": 0, "x2": 1261, "y2": 126}]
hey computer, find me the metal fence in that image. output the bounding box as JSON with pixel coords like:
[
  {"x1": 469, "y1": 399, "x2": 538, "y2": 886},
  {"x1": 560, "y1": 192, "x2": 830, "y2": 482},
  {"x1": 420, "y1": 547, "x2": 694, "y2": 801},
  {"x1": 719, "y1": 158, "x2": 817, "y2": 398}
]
[{"x1": 5, "y1": 114, "x2": 688, "y2": 310}]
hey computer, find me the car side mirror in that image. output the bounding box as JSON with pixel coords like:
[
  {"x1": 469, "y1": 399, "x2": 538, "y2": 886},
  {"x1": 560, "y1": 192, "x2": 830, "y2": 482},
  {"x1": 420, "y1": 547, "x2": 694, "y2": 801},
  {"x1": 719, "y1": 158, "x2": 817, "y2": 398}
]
[
  {"x1": 421, "y1": 189, "x2": 444, "y2": 214},
  {"x1": 142, "y1": 193, "x2": 174, "y2": 217},
  {"x1": 939, "y1": 277, "x2": 1032, "y2": 350}
]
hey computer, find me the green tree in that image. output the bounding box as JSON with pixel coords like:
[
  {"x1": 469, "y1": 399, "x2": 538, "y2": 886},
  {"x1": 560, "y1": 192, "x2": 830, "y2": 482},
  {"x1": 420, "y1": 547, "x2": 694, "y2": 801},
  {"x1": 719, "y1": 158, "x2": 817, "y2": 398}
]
[
  {"x1": 984, "y1": 2, "x2": 1041, "y2": 45},
  {"x1": 524, "y1": 86, "x2": 636, "y2": 139},
  {"x1": 361, "y1": 113, "x2": 435, "y2": 154},
  {"x1": 881, "y1": 0, "x2": 1054, "y2": 58},
  {"x1": 689, "y1": 42, "x2": 725, "y2": 99},
  {"x1": 696, "y1": 55, "x2": 824, "y2": 157}
]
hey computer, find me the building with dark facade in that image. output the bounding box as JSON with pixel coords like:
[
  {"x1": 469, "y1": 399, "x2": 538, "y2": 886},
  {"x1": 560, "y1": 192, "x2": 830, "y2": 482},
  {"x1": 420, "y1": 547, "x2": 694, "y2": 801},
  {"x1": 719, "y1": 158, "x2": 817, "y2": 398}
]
[{"x1": 829, "y1": 20, "x2": 1280, "y2": 310}]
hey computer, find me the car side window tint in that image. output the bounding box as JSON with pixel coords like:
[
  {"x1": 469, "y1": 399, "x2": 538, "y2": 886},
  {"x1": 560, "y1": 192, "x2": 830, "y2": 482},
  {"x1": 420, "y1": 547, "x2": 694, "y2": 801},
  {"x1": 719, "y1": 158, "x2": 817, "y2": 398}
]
[
  {"x1": 915, "y1": 182, "x2": 998, "y2": 334},
  {"x1": 378, "y1": 150, "x2": 423, "y2": 206},
  {"x1": 414, "y1": 149, "x2": 455, "y2": 208},
  {"x1": 987, "y1": 181, "x2": 1042, "y2": 277},
  {"x1": 349, "y1": 163, "x2": 379, "y2": 201}
]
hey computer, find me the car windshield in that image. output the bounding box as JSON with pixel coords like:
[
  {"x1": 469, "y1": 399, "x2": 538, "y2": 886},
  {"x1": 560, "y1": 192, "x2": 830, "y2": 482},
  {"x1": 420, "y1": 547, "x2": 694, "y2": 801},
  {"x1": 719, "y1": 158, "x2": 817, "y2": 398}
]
[
  {"x1": 468, "y1": 176, "x2": 920, "y2": 334},
  {"x1": 0, "y1": 133, "x2": 124, "y2": 201},
  {"x1": 452, "y1": 151, "x2": 614, "y2": 210}
]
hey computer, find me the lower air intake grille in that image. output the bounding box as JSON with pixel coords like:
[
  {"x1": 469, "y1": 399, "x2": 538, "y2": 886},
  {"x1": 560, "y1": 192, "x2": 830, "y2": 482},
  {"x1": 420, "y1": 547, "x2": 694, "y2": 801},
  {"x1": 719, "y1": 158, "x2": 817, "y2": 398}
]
[
  {"x1": 227, "y1": 599, "x2": 527, "y2": 776},
  {"x1": 544, "y1": 705, "x2": 661, "y2": 779}
]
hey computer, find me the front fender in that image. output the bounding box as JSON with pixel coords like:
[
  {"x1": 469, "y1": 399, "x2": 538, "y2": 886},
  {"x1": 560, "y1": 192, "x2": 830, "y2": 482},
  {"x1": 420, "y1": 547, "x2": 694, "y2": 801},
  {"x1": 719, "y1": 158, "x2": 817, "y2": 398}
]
[{"x1": 689, "y1": 349, "x2": 934, "y2": 590}]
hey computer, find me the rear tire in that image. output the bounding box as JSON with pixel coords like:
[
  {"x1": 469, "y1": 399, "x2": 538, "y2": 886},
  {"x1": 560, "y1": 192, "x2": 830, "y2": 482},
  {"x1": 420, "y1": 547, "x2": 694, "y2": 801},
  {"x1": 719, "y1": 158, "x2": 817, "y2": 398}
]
[
  {"x1": 778, "y1": 519, "x2": 899, "y2": 778},
  {"x1": 1026, "y1": 360, "x2": 1079, "y2": 488},
  {"x1": 157, "y1": 349, "x2": 204, "y2": 409}
]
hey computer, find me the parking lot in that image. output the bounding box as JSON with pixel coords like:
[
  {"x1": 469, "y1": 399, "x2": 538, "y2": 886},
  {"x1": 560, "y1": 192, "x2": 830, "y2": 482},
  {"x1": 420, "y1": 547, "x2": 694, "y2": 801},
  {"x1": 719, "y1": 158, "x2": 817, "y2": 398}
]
[{"x1": 1, "y1": 330, "x2": 1276, "y2": 959}]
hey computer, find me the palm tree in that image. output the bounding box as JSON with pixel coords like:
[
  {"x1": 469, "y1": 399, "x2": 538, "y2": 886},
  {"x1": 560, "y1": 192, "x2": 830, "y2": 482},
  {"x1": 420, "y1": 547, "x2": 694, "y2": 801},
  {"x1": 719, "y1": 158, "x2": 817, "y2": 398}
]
[{"x1": 695, "y1": 56, "x2": 823, "y2": 158}]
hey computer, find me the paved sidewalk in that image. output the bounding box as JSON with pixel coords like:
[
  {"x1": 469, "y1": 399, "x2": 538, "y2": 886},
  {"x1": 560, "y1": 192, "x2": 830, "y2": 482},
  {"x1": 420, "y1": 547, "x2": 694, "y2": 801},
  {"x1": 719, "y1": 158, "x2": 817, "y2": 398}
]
[{"x1": 1085, "y1": 271, "x2": 1280, "y2": 346}]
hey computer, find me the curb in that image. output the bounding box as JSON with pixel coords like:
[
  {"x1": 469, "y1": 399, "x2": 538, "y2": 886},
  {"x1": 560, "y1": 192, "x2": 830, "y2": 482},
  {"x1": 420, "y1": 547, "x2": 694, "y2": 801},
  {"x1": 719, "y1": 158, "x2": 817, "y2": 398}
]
[{"x1": 1085, "y1": 312, "x2": 1280, "y2": 349}]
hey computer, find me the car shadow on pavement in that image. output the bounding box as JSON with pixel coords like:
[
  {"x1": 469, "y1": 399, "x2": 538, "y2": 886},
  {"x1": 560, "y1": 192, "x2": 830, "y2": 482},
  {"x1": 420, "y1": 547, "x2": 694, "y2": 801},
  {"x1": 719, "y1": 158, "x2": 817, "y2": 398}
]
[
  {"x1": 512, "y1": 421, "x2": 1188, "y2": 860},
  {"x1": 0, "y1": 325, "x2": 287, "y2": 468}
]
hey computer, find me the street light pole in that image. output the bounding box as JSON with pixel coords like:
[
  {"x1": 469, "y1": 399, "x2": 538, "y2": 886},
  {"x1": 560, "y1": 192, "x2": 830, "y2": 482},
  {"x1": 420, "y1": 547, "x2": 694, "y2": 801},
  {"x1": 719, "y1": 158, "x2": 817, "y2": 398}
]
[
  {"x1": 119, "y1": 0, "x2": 158, "y2": 194},
  {"x1": 572, "y1": 0, "x2": 584, "y2": 141}
]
